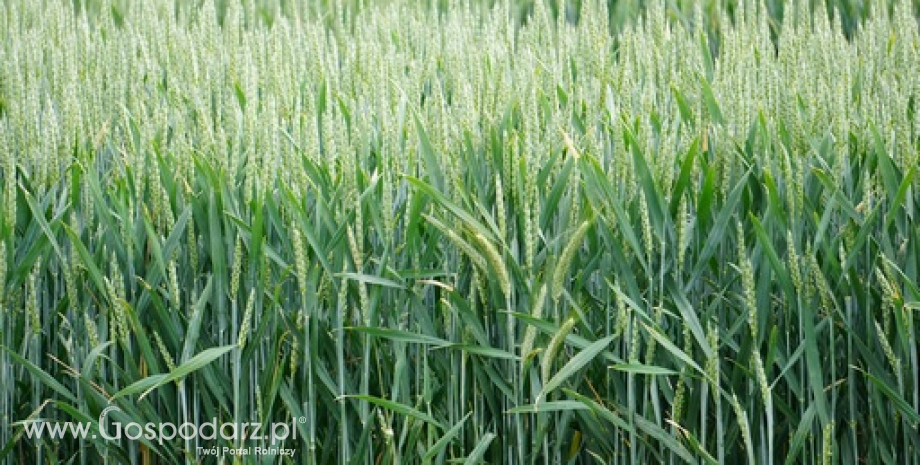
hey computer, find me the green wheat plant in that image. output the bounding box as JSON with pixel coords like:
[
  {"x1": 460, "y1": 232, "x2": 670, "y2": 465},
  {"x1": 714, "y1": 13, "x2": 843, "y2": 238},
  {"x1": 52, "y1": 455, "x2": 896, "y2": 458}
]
[{"x1": 0, "y1": 0, "x2": 918, "y2": 463}]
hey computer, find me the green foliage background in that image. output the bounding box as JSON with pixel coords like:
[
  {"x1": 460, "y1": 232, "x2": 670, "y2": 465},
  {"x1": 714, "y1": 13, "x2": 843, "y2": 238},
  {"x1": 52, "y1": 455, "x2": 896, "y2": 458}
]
[{"x1": 0, "y1": 0, "x2": 918, "y2": 463}]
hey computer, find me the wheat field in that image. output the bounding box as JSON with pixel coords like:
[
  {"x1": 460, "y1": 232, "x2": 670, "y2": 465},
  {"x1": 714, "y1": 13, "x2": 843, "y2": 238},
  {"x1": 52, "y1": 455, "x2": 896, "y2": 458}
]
[{"x1": 0, "y1": 0, "x2": 918, "y2": 463}]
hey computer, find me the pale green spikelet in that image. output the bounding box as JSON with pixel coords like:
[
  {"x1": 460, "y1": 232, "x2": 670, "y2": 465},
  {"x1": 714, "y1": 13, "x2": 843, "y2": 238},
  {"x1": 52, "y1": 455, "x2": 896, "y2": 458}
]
[
  {"x1": 524, "y1": 186, "x2": 536, "y2": 271},
  {"x1": 551, "y1": 219, "x2": 592, "y2": 302},
  {"x1": 502, "y1": 138, "x2": 513, "y2": 218},
  {"x1": 84, "y1": 313, "x2": 99, "y2": 349},
  {"x1": 470, "y1": 231, "x2": 510, "y2": 299},
  {"x1": 238, "y1": 289, "x2": 256, "y2": 349},
  {"x1": 377, "y1": 409, "x2": 394, "y2": 442},
  {"x1": 109, "y1": 253, "x2": 125, "y2": 303},
  {"x1": 338, "y1": 275, "x2": 350, "y2": 321},
  {"x1": 495, "y1": 176, "x2": 507, "y2": 241},
  {"x1": 2, "y1": 151, "x2": 16, "y2": 233},
  {"x1": 521, "y1": 283, "x2": 546, "y2": 362},
  {"x1": 290, "y1": 336, "x2": 299, "y2": 377},
  {"x1": 705, "y1": 322, "x2": 720, "y2": 388},
  {"x1": 27, "y1": 258, "x2": 41, "y2": 336},
  {"x1": 737, "y1": 221, "x2": 757, "y2": 340},
  {"x1": 874, "y1": 320, "x2": 901, "y2": 379},
  {"x1": 792, "y1": 149, "x2": 804, "y2": 223},
  {"x1": 153, "y1": 331, "x2": 177, "y2": 372},
  {"x1": 256, "y1": 382, "x2": 265, "y2": 422},
  {"x1": 875, "y1": 266, "x2": 899, "y2": 315},
  {"x1": 752, "y1": 349, "x2": 770, "y2": 405},
  {"x1": 541, "y1": 317, "x2": 576, "y2": 387},
  {"x1": 187, "y1": 219, "x2": 198, "y2": 274},
  {"x1": 473, "y1": 269, "x2": 488, "y2": 308},
  {"x1": 628, "y1": 314, "x2": 642, "y2": 363},
  {"x1": 780, "y1": 146, "x2": 796, "y2": 220},
  {"x1": 731, "y1": 393, "x2": 754, "y2": 462},
  {"x1": 347, "y1": 225, "x2": 363, "y2": 272},
  {"x1": 167, "y1": 259, "x2": 180, "y2": 308},
  {"x1": 261, "y1": 252, "x2": 271, "y2": 295},
  {"x1": 64, "y1": 238, "x2": 80, "y2": 309},
  {"x1": 426, "y1": 215, "x2": 486, "y2": 270},
  {"x1": 104, "y1": 276, "x2": 129, "y2": 345},
  {"x1": 0, "y1": 241, "x2": 6, "y2": 307},
  {"x1": 346, "y1": 225, "x2": 370, "y2": 323},
  {"x1": 614, "y1": 292, "x2": 629, "y2": 338},
  {"x1": 676, "y1": 196, "x2": 690, "y2": 272},
  {"x1": 292, "y1": 227, "x2": 308, "y2": 299},
  {"x1": 640, "y1": 193, "x2": 653, "y2": 264},
  {"x1": 787, "y1": 230, "x2": 803, "y2": 296},
  {"x1": 672, "y1": 368, "x2": 687, "y2": 424},
  {"x1": 230, "y1": 235, "x2": 243, "y2": 301},
  {"x1": 822, "y1": 422, "x2": 834, "y2": 465},
  {"x1": 451, "y1": 228, "x2": 487, "y2": 270},
  {"x1": 802, "y1": 242, "x2": 817, "y2": 302},
  {"x1": 809, "y1": 252, "x2": 834, "y2": 313},
  {"x1": 103, "y1": 277, "x2": 118, "y2": 341},
  {"x1": 672, "y1": 324, "x2": 692, "y2": 424},
  {"x1": 356, "y1": 277, "x2": 369, "y2": 325},
  {"x1": 243, "y1": 150, "x2": 257, "y2": 206},
  {"x1": 564, "y1": 132, "x2": 582, "y2": 227},
  {"x1": 160, "y1": 182, "x2": 174, "y2": 233},
  {"x1": 381, "y1": 171, "x2": 395, "y2": 247},
  {"x1": 123, "y1": 198, "x2": 134, "y2": 264}
]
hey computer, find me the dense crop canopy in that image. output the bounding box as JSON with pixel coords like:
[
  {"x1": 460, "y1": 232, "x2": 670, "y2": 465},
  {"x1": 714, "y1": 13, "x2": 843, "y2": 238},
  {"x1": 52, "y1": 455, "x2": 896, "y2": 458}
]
[{"x1": 0, "y1": 0, "x2": 918, "y2": 463}]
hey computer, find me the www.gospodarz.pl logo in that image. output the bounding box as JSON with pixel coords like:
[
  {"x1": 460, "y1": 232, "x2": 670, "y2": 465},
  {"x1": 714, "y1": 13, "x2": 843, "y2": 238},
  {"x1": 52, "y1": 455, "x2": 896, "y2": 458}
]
[{"x1": 22, "y1": 406, "x2": 305, "y2": 447}]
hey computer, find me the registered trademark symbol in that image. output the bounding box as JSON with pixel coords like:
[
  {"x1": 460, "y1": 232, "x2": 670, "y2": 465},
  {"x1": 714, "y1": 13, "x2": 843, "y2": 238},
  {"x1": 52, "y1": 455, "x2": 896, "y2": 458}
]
[{"x1": 298, "y1": 417, "x2": 307, "y2": 424}]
